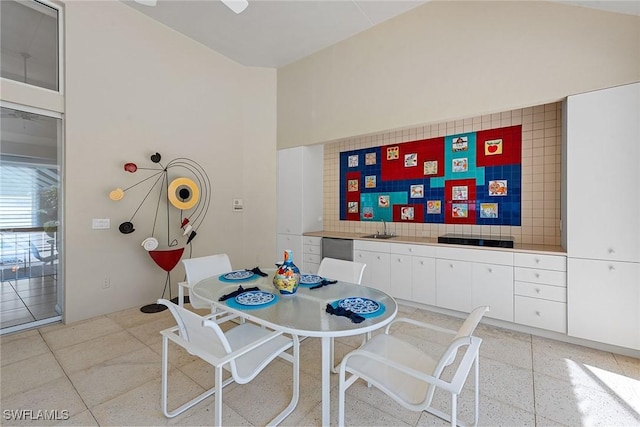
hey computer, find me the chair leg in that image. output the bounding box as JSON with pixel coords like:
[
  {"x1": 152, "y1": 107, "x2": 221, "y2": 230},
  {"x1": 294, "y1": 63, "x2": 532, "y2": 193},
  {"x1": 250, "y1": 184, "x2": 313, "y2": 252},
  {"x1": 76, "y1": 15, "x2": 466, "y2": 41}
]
[
  {"x1": 267, "y1": 335, "x2": 300, "y2": 426},
  {"x1": 473, "y1": 354, "x2": 479, "y2": 427},
  {"x1": 451, "y1": 393, "x2": 457, "y2": 426},
  {"x1": 215, "y1": 365, "x2": 223, "y2": 427},
  {"x1": 338, "y1": 365, "x2": 346, "y2": 426},
  {"x1": 161, "y1": 335, "x2": 219, "y2": 418},
  {"x1": 178, "y1": 286, "x2": 185, "y2": 307}
]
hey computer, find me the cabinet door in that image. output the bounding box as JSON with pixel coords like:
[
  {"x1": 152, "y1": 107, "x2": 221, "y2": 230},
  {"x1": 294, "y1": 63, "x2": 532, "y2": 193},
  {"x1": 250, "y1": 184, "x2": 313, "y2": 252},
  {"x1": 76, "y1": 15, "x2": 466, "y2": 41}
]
[
  {"x1": 566, "y1": 83, "x2": 640, "y2": 262},
  {"x1": 367, "y1": 251, "x2": 391, "y2": 294},
  {"x1": 353, "y1": 250, "x2": 371, "y2": 285},
  {"x1": 436, "y1": 258, "x2": 472, "y2": 312},
  {"x1": 568, "y1": 258, "x2": 640, "y2": 350},
  {"x1": 472, "y1": 263, "x2": 514, "y2": 321},
  {"x1": 412, "y1": 256, "x2": 436, "y2": 305},
  {"x1": 390, "y1": 253, "x2": 412, "y2": 300},
  {"x1": 276, "y1": 234, "x2": 302, "y2": 264}
]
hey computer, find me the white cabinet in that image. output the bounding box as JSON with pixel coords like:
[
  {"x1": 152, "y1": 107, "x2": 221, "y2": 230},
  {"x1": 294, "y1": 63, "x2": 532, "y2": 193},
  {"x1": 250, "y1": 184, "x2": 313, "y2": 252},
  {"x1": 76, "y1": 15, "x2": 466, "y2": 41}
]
[
  {"x1": 354, "y1": 240, "x2": 391, "y2": 294},
  {"x1": 472, "y1": 263, "x2": 513, "y2": 321},
  {"x1": 435, "y1": 247, "x2": 513, "y2": 319},
  {"x1": 436, "y1": 257, "x2": 472, "y2": 313},
  {"x1": 276, "y1": 145, "x2": 323, "y2": 270},
  {"x1": 565, "y1": 83, "x2": 640, "y2": 350},
  {"x1": 514, "y1": 252, "x2": 567, "y2": 333},
  {"x1": 390, "y1": 253, "x2": 412, "y2": 300},
  {"x1": 565, "y1": 83, "x2": 640, "y2": 263},
  {"x1": 568, "y1": 258, "x2": 640, "y2": 350},
  {"x1": 277, "y1": 234, "x2": 302, "y2": 264},
  {"x1": 389, "y1": 243, "x2": 436, "y2": 303},
  {"x1": 412, "y1": 256, "x2": 436, "y2": 305},
  {"x1": 302, "y1": 236, "x2": 322, "y2": 274}
]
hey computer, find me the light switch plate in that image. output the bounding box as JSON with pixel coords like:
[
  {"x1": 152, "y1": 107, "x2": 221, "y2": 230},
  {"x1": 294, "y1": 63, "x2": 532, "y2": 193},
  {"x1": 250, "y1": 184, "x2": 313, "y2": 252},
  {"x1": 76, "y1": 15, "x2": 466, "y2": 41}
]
[{"x1": 92, "y1": 218, "x2": 110, "y2": 229}]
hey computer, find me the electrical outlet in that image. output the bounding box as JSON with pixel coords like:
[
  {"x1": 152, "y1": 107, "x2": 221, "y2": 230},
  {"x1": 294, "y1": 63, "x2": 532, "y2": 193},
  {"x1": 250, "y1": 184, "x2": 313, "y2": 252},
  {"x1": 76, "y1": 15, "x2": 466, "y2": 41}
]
[{"x1": 102, "y1": 277, "x2": 111, "y2": 289}]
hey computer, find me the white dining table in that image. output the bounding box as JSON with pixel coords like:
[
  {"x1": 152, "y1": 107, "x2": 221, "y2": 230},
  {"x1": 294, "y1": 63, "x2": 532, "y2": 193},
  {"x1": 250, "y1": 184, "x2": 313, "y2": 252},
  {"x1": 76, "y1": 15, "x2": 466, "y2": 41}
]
[{"x1": 192, "y1": 270, "x2": 398, "y2": 426}]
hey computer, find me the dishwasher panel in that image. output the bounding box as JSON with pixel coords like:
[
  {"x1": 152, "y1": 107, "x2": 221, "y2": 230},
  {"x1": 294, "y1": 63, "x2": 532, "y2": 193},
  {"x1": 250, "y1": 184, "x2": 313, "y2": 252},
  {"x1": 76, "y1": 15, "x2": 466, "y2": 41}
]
[{"x1": 321, "y1": 238, "x2": 353, "y2": 261}]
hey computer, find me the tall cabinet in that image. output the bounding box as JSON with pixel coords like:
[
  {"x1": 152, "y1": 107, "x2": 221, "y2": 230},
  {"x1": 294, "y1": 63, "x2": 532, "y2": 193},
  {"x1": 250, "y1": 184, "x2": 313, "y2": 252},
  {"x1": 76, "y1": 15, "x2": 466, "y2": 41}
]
[
  {"x1": 276, "y1": 145, "x2": 324, "y2": 270},
  {"x1": 565, "y1": 82, "x2": 640, "y2": 350}
]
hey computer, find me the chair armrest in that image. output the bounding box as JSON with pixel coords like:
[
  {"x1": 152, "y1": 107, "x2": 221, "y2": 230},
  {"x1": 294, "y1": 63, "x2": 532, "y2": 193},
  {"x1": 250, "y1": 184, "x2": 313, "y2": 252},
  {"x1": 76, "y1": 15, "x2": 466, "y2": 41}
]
[
  {"x1": 177, "y1": 281, "x2": 192, "y2": 289},
  {"x1": 340, "y1": 348, "x2": 453, "y2": 392},
  {"x1": 385, "y1": 317, "x2": 457, "y2": 336}
]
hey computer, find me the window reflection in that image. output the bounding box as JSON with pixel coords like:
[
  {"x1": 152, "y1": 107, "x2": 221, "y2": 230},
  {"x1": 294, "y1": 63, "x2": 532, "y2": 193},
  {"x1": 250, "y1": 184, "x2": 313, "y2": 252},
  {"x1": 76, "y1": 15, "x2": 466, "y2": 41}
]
[{"x1": 0, "y1": 0, "x2": 58, "y2": 91}]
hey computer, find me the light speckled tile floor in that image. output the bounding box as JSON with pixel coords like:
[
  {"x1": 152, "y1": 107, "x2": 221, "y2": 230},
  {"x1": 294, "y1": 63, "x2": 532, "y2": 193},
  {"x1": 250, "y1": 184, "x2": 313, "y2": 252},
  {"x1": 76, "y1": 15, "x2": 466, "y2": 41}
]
[{"x1": 1, "y1": 303, "x2": 639, "y2": 426}]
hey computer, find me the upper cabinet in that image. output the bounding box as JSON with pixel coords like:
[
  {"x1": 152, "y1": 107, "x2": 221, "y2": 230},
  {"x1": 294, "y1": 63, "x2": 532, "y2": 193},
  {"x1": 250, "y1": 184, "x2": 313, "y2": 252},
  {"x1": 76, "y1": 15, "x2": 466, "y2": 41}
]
[
  {"x1": 565, "y1": 82, "x2": 640, "y2": 263},
  {"x1": 276, "y1": 145, "x2": 324, "y2": 235}
]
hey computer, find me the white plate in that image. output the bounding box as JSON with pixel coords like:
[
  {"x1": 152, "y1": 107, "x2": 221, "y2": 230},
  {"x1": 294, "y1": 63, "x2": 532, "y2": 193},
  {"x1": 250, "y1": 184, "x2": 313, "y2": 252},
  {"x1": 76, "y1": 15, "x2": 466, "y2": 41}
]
[
  {"x1": 338, "y1": 297, "x2": 380, "y2": 314},
  {"x1": 299, "y1": 274, "x2": 323, "y2": 285},
  {"x1": 223, "y1": 270, "x2": 254, "y2": 280},
  {"x1": 235, "y1": 291, "x2": 275, "y2": 306}
]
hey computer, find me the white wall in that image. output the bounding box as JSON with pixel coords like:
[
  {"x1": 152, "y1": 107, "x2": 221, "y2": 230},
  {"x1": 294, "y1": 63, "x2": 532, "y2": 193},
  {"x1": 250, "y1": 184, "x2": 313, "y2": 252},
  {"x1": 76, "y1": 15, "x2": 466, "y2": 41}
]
[
  {"x1": 63, "y1": 1, "x2": 276, "y2": 323},
  {"x1": 277, "y1": 1, "x2": 640, "y2": 148}
]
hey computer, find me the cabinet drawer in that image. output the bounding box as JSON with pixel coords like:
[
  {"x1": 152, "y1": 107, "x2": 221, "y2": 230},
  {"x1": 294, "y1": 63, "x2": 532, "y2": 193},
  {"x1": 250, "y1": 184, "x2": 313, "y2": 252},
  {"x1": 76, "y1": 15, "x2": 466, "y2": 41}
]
[
  {"x1": 515, "y1": 267, "x2": 566, "y2": 287},
  {"x1": 515, "y1": 281, "x2": 566, "y2": 303},
  {"x1": 354, "y1": 240, "x2": 391, "y2": 253},
  {"x1": 515, "y1": 296, "x2": 566, "y2": 333},
  {"x1": 302, "y1": 253, "x2": 321, "y2": 264},
  {"x1": 303, "y1": 244, "x2": 321, "y2": 255},
  {"x1": 436, "y1": 246, "x2": 513, "y2": 266},
  {"x1": 302, "y1": 262, "x2": 320, "y2": 275},
  {"x1": 515, "y1": 253, "x2": 566, "y2": 271},
  {"x1": 303, "y1": 236, "x2": 322, "y2": 246},
  {"x1": 390, "y1": 243, "x2": 435, "y2": 257}
]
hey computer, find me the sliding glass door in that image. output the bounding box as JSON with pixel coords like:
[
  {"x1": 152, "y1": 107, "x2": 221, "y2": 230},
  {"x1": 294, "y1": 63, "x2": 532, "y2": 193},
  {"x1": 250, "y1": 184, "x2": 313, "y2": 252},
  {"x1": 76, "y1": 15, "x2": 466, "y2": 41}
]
[{"x1": 0, "y1": 104, "x2": 63, "y2": 332}]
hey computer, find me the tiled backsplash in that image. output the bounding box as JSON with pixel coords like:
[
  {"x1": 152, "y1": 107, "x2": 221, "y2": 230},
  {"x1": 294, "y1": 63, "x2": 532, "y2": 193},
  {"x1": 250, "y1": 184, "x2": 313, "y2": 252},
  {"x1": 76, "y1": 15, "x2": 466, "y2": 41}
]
[{"x1": 323, "y1": 102, "x2": 562, "y2": 246}]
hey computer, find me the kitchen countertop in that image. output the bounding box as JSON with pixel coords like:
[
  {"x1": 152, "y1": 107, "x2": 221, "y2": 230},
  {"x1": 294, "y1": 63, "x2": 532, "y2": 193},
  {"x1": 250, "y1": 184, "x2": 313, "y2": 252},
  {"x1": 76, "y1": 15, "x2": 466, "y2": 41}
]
[{"x1": 303, "y1": 231, "x2": 567, "y2": 255}]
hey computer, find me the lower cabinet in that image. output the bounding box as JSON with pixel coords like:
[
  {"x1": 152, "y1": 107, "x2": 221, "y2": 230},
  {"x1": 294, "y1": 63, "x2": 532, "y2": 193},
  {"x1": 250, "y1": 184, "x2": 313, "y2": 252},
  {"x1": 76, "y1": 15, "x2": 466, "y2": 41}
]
[
  {"x1": 568, "y1": 258, "x2": 640, "y2": 350},
  {"x1": 435, "y1": 247, "x2": 514, "y2": 321},
  {"x1": 472, "y1": 263, "x2": 514, "y2": 321},
  {"x1": 515, "y1": 296, "x2": 566, "y2": 333},
  {"x1": 354, "y1": 240, "x2": 391, "y2": 294},
  {"x1": 436, "y1": 258, "x2": 473, "y2": 313},
  {"x1": 514, "y1": 252, "x2": 567, "y2": 333},
  {"x1": 277, "y1": 233, "x2": 302, "y2": 265},
  {"x1": 302, "y1": 236, "x2": 322, "y2": 274},
  {"x1": 412, "y1": 256, "x2": 436, "y2": 305}
]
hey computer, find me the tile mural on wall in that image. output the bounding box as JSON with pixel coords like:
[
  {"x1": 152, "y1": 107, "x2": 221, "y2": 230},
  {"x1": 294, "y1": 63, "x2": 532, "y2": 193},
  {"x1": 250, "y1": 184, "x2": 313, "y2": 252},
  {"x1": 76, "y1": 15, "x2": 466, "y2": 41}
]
[{"x1": 340, "y1": 125, "x2": 522, "y2": 226}]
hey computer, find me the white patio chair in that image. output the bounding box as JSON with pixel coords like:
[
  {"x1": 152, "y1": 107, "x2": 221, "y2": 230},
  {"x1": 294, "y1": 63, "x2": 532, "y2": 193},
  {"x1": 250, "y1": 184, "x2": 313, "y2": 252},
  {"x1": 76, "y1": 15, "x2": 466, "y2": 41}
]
[
  {"x1": 178, "y1": 253, "x2": 232, "y2": 311},
  {"x1": 158, "y1": 299, "x2": 300, "y2": 426},
  {"x1": 338, "y1": 306, "x2": 489, "y2": 427},
  {"x1": 316, "y1": 257, "x2": 367, "y2": 372},
  {"x1": 317, "y1": 257, "x2": 366, "y2": 285}
]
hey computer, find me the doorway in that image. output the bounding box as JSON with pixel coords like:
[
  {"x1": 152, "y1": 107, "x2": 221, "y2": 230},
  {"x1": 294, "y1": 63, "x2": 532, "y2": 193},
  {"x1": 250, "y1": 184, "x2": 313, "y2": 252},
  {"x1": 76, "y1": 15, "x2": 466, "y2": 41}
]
[{"x1": 0, "y1": 104, "x2": 63, "y2": 333}]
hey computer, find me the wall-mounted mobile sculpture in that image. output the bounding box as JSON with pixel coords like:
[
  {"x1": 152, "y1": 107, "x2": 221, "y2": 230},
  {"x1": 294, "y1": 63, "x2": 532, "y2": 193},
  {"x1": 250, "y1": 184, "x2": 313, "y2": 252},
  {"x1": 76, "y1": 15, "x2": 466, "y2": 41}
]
[{"x1": 109, "y1": 152, "x2": 211, "y2": 313}]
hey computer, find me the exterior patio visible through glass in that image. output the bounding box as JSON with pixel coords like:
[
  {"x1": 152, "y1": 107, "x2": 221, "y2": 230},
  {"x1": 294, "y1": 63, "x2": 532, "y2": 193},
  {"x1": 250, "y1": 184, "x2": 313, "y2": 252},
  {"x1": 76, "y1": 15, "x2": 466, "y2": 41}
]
[{"x1": 1, "y1": 108, "x2": 62, "y2": 332}]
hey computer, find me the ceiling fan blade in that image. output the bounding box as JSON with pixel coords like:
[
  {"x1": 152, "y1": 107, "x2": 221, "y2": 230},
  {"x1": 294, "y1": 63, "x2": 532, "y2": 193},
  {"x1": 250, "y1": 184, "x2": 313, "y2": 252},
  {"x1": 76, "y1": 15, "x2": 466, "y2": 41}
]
[{"x1": 221, "y1": 0, "x2": 248, "y2": 14}]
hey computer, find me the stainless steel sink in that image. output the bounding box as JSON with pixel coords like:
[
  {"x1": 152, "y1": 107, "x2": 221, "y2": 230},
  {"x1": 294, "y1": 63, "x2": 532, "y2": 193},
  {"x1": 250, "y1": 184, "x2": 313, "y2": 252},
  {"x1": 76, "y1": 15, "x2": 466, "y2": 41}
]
[{"x1": 361, "y1": 234, "x2": 395, "y2": 239}]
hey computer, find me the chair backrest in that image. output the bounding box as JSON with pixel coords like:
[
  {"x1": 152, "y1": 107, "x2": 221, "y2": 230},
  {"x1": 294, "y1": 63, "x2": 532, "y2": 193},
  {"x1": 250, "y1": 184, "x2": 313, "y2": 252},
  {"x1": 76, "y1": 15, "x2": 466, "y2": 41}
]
[
  {"x1": 425, "y1": 306, "x2": 488, "y2": 406},
  {"x1": 182, "y1": 254, "x2": 232, "y2": 308},
  {"x1": 317, "y1": 257, "x2": 367, "y2": 284},
  {"x1": 453, "y1": 306, "x2": 489, "y2": 340},
  {"x1": 158, "y1": 298, "x2": 233, "y2": 365}
]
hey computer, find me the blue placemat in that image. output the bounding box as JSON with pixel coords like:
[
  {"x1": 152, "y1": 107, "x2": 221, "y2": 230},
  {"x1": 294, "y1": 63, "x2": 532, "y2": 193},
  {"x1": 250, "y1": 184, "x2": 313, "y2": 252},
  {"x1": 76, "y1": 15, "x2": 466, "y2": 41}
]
[
  {"x1": 329, "y1": 298, "x2": 386, "y2": 319},
  {"x1": 226, "y1": 291, "x2": 279, "y2": 310},
  {"x1": 299, "y1": 274, "x2": 325, "y2": 288},
  {"x1": 218, "y1": 271, "x2": 260, "y2": 283}
]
